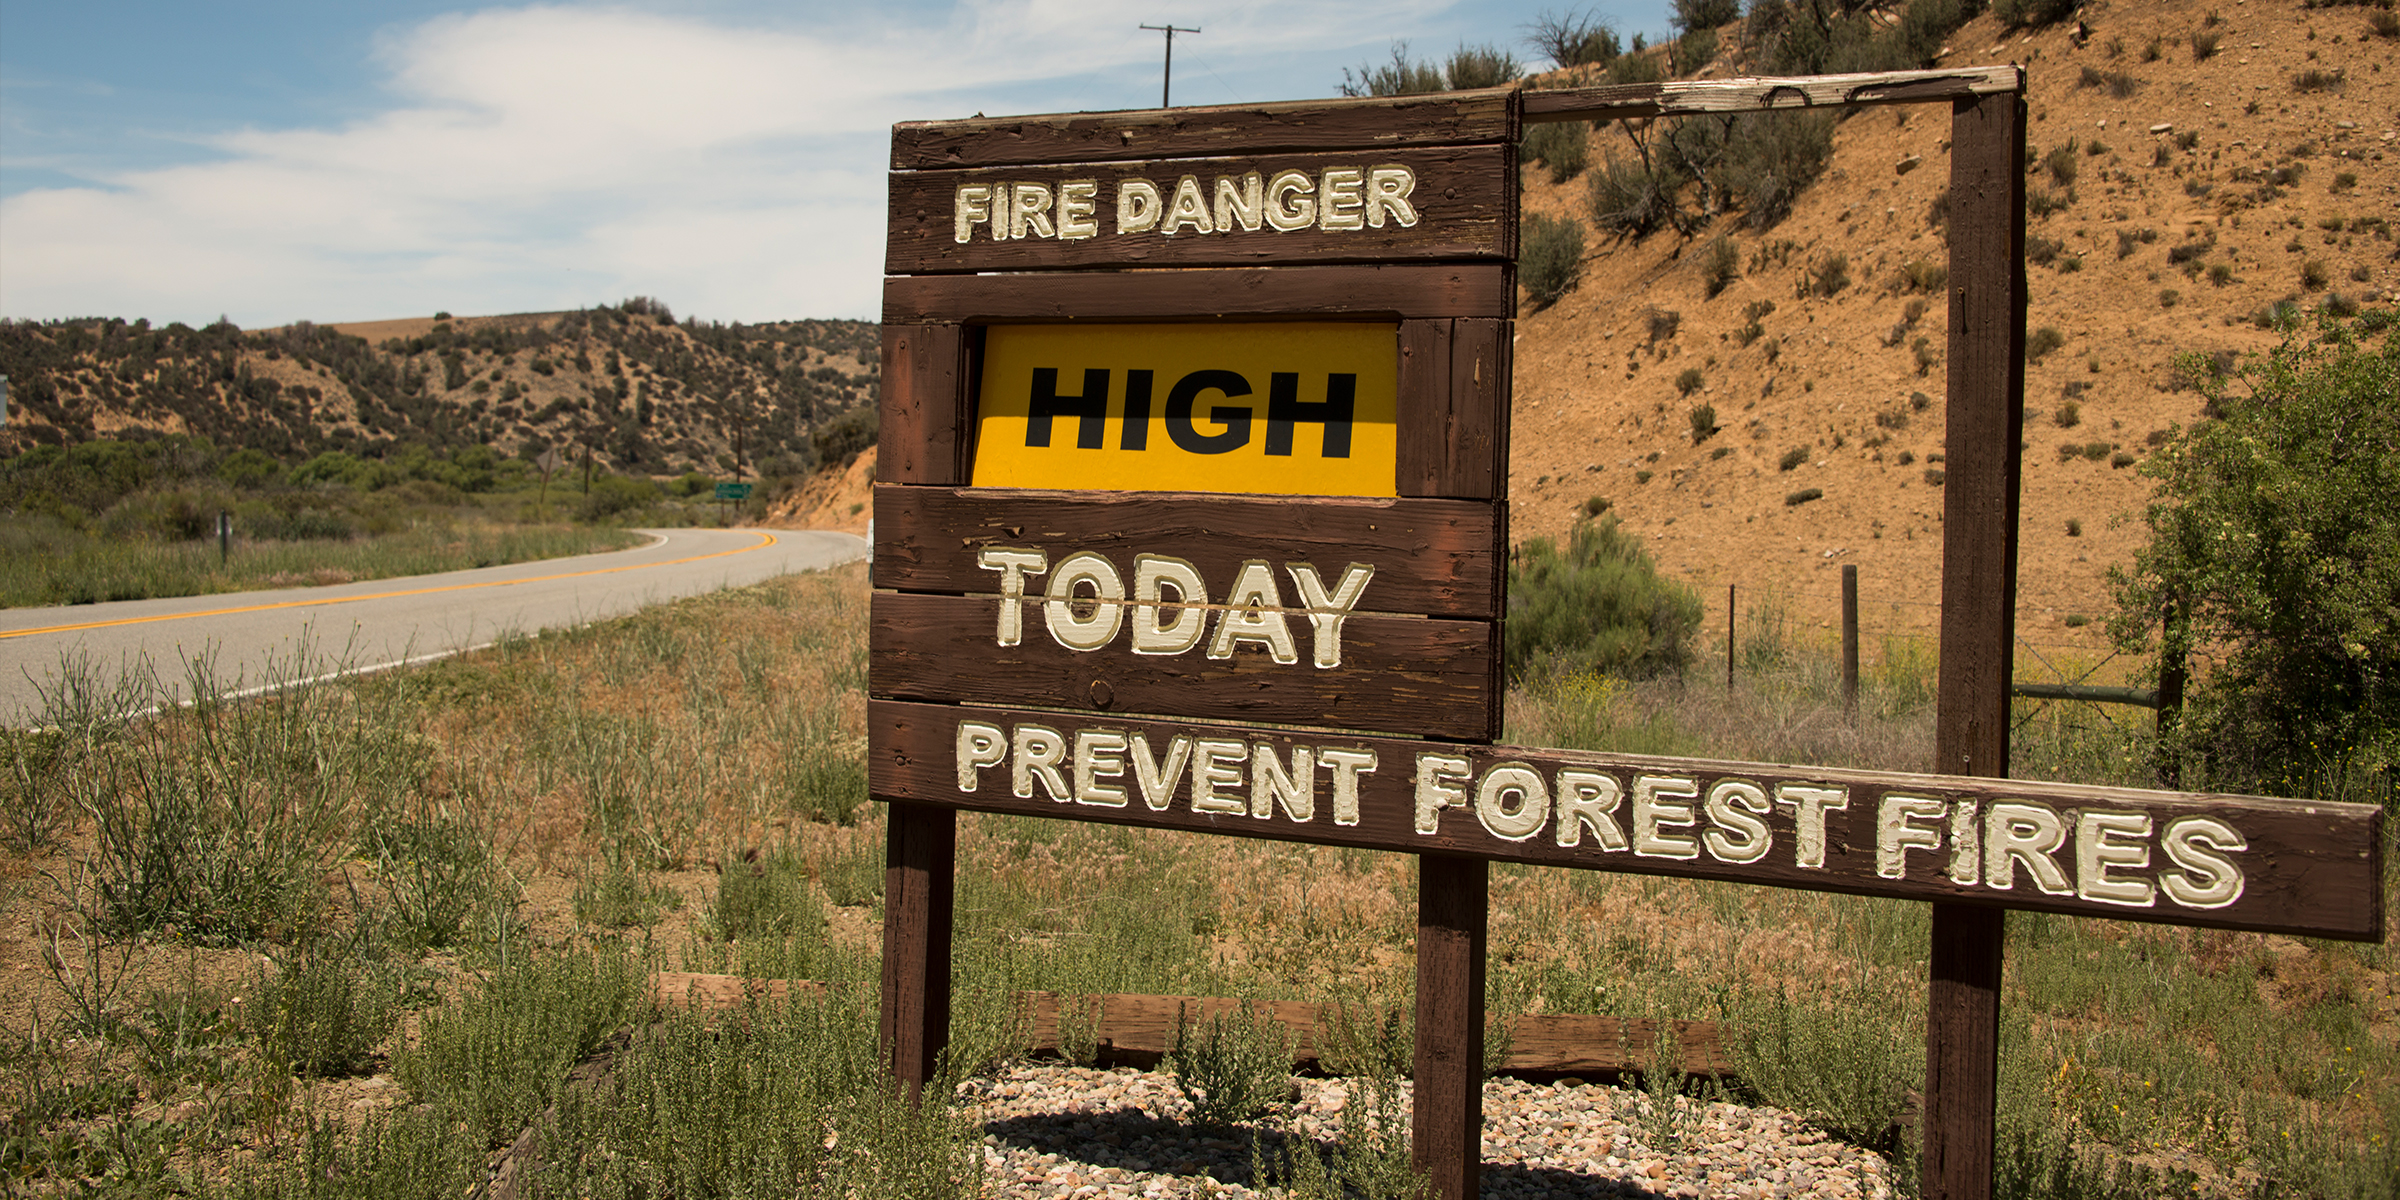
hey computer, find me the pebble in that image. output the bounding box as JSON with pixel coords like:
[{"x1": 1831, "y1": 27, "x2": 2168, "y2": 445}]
[{"x1": 958, "y1": 1066, "x2": 1898, "y2": 1199}]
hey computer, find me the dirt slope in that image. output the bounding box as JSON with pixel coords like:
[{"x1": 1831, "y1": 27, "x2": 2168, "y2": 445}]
[{"x1": 1509, "y1": 0, "x2": 2397, "y2": 659}]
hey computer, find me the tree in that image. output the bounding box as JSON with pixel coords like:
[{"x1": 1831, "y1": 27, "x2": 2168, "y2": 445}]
[{"x1": 2109, "y1": 316, "x2": 2400, "y2": 799}]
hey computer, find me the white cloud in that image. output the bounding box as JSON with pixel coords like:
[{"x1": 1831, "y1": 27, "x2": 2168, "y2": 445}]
[{"x1": 0, "y1": 1, "x2": 1463, "y2": 327}]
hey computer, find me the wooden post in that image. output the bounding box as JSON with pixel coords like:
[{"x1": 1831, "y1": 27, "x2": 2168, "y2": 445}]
[
  {"x1": 1414, "y1": 854, "x2": 1487, "y2": 1200},
  {"x1": 1923, "y1": 81, "x2": 2027, "y2": 1200},
  {"x1": 878, "y1": 802, "x2": 955, "y2": 1102},
  {"x1": 1841, "y1": 564, "x2": 1859, "y2": 719}
]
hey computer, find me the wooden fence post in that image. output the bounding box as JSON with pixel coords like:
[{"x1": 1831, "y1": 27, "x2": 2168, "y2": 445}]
[
  {"x1": 1414, "y1": 854, "x2": 1487, "y2": 1200},
  {"x1": 1924, "y1": 79, "x2": 2028, "y2": 1200},
  {"x1": 1842, "y1": 564, "x2": 1860, "y2": 719},
  {"x1": 879, "y1": 802, "x2": 956, "y2": 1103}
]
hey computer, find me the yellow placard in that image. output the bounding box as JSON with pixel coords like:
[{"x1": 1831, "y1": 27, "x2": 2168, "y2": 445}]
[{"x1": 972, "y1": 323, "x2": 1398, "y2": 496}]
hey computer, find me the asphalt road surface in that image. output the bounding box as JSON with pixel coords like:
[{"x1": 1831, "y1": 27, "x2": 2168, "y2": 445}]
[{"x1": 0, "y1": 527, "x2": 866, "y2": 726}]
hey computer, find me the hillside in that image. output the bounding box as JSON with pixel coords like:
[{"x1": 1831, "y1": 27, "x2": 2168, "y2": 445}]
[
  {"x1": 1509, "y1": 0, "x2": 2397, "y2": 658},
  {"x1": 0, "y1": 300, "x2": 879, "y2": 481}
]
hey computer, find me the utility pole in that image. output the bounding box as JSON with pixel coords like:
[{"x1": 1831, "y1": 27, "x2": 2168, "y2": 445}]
[{"x1": 1139, "y1": 23, "x2": 1199, "y2": 107}]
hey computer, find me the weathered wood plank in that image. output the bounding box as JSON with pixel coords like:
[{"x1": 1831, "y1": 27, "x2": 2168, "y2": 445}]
[
  {"x1": 1921, "y1": 87, "x2": 2030, "y2": 1200},
  {"x1": 882, "y1": 265, "x2": 1511, "y2": 324},
  {"x1": 892, "y1": 90, "x2": 1517, "y2": 170},
  {"x1": 1394, "y1": 316, "x2": 1512, "y2": 499},
  {"x1": 1416, "y1": 854, "x2": 1486, "y2": 1200},
  {"x1": 652, "y1": 977, "x2": 1735, "y2": 1077},
  {"x1": 879, "y1": 325, "x2": 966, "y2": 486},
  {"x1": 868, "y1": 699, "x2": 2386, "y2": 940},
  {"x1": 871, "y1": 485, "x2": 1504, "y2": 618},
  {"x1": 869, "y1": 593, "x2": 1502, "y2": 740},
  {"x1": 1522, "y1": 66, "x2": 2024, "y2": 123},
  {"x1": 888, "y1": 146, "x2": 1516, "y2": 274}
]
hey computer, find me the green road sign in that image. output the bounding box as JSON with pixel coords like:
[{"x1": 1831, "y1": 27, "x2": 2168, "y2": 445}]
[{"x1": 714, "y1": 482, "x2": 754, "y2": 501}]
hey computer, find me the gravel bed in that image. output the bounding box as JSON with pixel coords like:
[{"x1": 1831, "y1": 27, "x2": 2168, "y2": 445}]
[{"x1": 958, "y1": 1065, "x2": 1897, "y2": 1199}]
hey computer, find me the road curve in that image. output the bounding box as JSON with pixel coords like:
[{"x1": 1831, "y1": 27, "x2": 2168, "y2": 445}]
[{"x1": 0, "y1": 527, "x2": 865, "y2": 725}]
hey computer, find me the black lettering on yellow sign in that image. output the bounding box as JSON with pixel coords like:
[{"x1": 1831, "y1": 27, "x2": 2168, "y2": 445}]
[{"x1": 1026, "y1": 368, "x2": 1355, "y2": 457}]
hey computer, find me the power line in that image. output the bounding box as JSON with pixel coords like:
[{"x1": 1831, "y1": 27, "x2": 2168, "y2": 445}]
[{"x1": 1138, "y1": 23, "x2": 1199, "y2": 107}]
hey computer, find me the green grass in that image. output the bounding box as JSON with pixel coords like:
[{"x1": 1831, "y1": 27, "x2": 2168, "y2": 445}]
[{"x1": 0, "y1": 514, "x2": 639, "y2": 608}]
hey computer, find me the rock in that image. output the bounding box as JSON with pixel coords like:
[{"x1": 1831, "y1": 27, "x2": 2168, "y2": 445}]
[
  {"x1": 2150, "y1": 122, "x2": 2174, "y2": 134},
  {"x1": 1895, "y1": 154, "x2": 1923, "y2": 175}
]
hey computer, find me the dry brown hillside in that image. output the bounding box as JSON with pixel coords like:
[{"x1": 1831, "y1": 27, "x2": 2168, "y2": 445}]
[{"x1": 1510, "y1": 0, "x2": 2397, "y2": 665}]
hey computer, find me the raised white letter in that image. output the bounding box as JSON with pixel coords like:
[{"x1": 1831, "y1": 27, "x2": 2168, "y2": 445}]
[
  {"x1": 1073, "y1": 729, "x2": 1129, "y2": 807},
  {"x1": 1132, "y1": 554, "x2": 1208, "y2": 655},
  {"x1": 2160, "y1": 816, "x2": 2245, "y2": 908},
  {"x1": 1703, "y1": 780, "x2": 1772, "y2": 865},
  {"x1": 2076, "y1": 810, "x2": 2155, "y2": 906},
  {"x1": 1476, "y1": 764, "x2": 1549, "y2": 841},
  {"x1": 1986, "y1": 801, "x2": 2073, "y2": 895},
  {"x1": 1414, "y1": 754, "x2": 1470, "y2": 833},
  {"x1": 1287, "y1": 561, "x2": 1375, "y2": 669},
  {"x1": 1207, "y1": 560, "x2": 1300, "y2": 664},
  {"x1": 1632, "y1": 774, "x2": 1700, "y2": 859},
  {"x1": 1555, "y1": 770, "x2": 1627, "y2": 850},
  {"x1": 1117, "y1": 180, "x2": 1162, "y2": 233},
  {"x1": 956, "y1": 721, "x2": 1005, "y2": 791},
  {"x1": 1775, "y1": 784, "x2": 1848, "y2": 869},
  {"x1": 976, "y1": 547, "x2": 1047, "y2": 645},
  {"x1": 1876, "y1": 794, "x2": 1947, "y2": 879},
  {"x1": 1043, "y1": 551, "x2": 1124, "y2": 651},
  {"x1": 1320, "y1": 748, "x2": 1377, "y2": 826}
]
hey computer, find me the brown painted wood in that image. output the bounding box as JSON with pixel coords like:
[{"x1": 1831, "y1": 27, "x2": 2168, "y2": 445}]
[
  {"x1": 869, "y1": 699, "x2": 2386, "y2": 940},
  {"x1": 882, "y1": 265, "x2": 1512, "y2": 324},
  {"x1": 1396, "y1": 317, "x2": 1513, "y2": 500},
  {"x1": 887, "y1": 146, "x2": 1516, "y2": 274},
  {"x1": 878, "y1": 802, "x2": 955, "y2": 1102},
  {"x1": 892, "y1": 90, "x2": 1516, "y2": 170},
  {"x1": 1922, "y1": 88, "x2": 2030, "y2": 1200},
  {"x1": 871, "y1": 485, "x2": 1504, "y2": 618},
  {"x1": 879, "y1": 325, "x2": 965, "y2": 486},
  {"x1": 1416, "y1": 854, "x2": 1486, "y2": 1200},
  {"x1": 870, "y1": 592, "x2": 1501, "y2": 740},
  {"x1": 1521, "y1": 66, "x2": 2023, "y2": 123}
]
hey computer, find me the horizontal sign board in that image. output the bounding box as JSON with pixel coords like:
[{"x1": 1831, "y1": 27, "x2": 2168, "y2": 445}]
[
  {"x1": 714, "y1": 482, "x2": 753, "y2": 501},
  {"x1": 870, "y1": 485, "x2": 1502, "y2": 618},
  {"x1": 869, "y1": 700, "x2": 2384, "y2": 940},
  {"x1": 887, "y1": 145, "x2": 1514, "y2": 273},
  {"x1": 890, "y1": 91, "x2": 1514, "y2": 170},
  {"x1": 972, "y1": 323, "x2": 1399, "y2": 496}
]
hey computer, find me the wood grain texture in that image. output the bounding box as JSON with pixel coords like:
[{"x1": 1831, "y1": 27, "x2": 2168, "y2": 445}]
[
  {"x1": 878, "y1": 803, "x2": 955, "y2": 1101},
  {"x1": 892, "y1": 90, "x2": 1516, "y2": 170},
  {"x1": 1922, "y1": 90, "x2": 2028, "y2": 1200},
  {"x1": 653, "y1": 978, "x2": 1733, "y2": 1076},
  {"x1": 872, "y1": 485, "x2": 1503, "y2": 617},
  {"x1": 879, "y1": 325, "x2": 966, "y2": 486},
  {"x1": 888, "y1": 146, "x2": 1515, "y2": 274},
  {"x1": 1396, "y1": 317, "x2": 1513, "y2": 499},
  {"x1": 1522, "y1": 66, "x2": 2024, "y2": 122},
  {"x1": 869, "y1": 592, "x2": 1502, "y2": 740},
  {"x1": 882, "y1": 265, "x2": 1512, "y2": 324},
  {"x1": 1416, "y1": 855, "x2": 1486, "y2": 1200},
  {"x1": 868, "y1": 700, "x2": 2386, "y2": 939}
]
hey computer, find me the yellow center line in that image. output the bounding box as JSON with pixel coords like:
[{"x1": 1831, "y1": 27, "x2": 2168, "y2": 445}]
[{"x1": 0, "y1": 531, "x2": 779, "y2": 641}]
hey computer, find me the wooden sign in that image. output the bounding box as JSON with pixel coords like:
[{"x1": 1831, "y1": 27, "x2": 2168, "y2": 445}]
[{"x1": 870, "y1": 699, "x2": 2382, "y2": 940}]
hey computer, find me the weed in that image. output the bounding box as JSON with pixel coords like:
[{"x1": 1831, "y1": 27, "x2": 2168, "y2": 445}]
[
  {"x1": 248, "y1": 946, "x2": 400, "y2": 1078},
  {"x1": 1913, "y1": 337, "x2": 1937, "y2": 376},
  {"x1": 707, "y1": 842, "x2": 825, "y2": 942},
  {"x1": 1521, "y1": 120, "x2": 1591, "y2": 184},
  {"x1": 2208, "y1": 263, "x2": 2236, "y2": 287},
  {"x1": 2292, "y1": 67, "x2": 2346, "y2": 93},
  {"x1": 2160, "y1": 288, "x2": 2182, "y2": 308},
  {"x1": 1581, "y1": 495, "x2": 1612, "y2": 518},
  {"x1": 1167, "y1": 1001, "x2": 1293, "y2": 1128},
  {"x1": 2190, "y1": 29, "x2": 2222, "y2": 60},
  {"x1": 574, "y1": 859, "x2": 682, "y2": 928},
  {"x1": 1676, "y1": 368, "x2": 1706, "y2": 397},
  {"x1": 1687, "y1": 402, "x2": 1716, "y2": 440},
  {"x1": 1778, "y1": 446, "x2": 1809, "y2": 472},
  {"x1": 1645, "y1": 307, "x2": 1682, "y2": 344},
  {"x1": 2043, "y1": 144, "x2": 2081, "y2": 188},
  {"x1": 1807, "y1": 254, "x2": 1850, "y2": 297},
  {"x1": 2075, "y1": 66, "x2": 2140, "y2": 98},
  {"x1": 394, "y1": 941, "x2": 646, "y2": 1146},
  {"x1": 2026, "y1": 236, "x2": 2064, "y2": 267},
  {"x1": 2301, "y1": 259, "x2": 2331, "y2": 290},
  {"x1": 1784, "y1": 488, "x2": 1824, "y2": 507},
  {"x1": 1588, "y1": 152, "x2": 1681, "y2": 239},
  {"x1": 2027, "y1": 187, "x2": 2071, "y2": 218},
  {"x1": 1898, "y1": 258, "x2": 1947, "y2": 293},
  {"x1": 1507, "y1": 519, "x2": 1701, "y2": 681},
  {"x1": 2054, "y1": 400, "x2": 2081, "y2": 428},
  {"x1": 2026, "y1": 327, "x2": 2067, "y2": 365},
  {"x1": 2065, "y1": 519, "x2": 2083, "y2": 537},
  {"x1": 1923, "y1": 467, "x2": 1946, "y2": 486}
]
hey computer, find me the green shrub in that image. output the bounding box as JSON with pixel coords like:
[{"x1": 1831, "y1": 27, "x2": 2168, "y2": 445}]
[
  {"x1": 1521, "y1": 121, "x2": 1590, "y2": 183},
  {"x1": 1699, "y1": 236, "x2": 1740, "y2": 297},
  {"x1": 1671, "y1": 0, "x2": 1740, "y2": 29},
  {"x1": 2054, "y1": 400, "x2": 2081, "y2": 428},
  {"x1": 1519, "y1": 213, "x2": 1587, "y2": 309},
  {"x1": 707, "y1": 843, "x2": 825, "y2": 942},
  {"x1": 579, "y1": 474, "x2": 660, "y2": 522},
  {"x1": 1778, "y1": 445, "x2": 1809, "y2": 472},
  {"x1": 2026, "y1": 326, "x2": 2067, "y2": 364},
  {"x1": 1607, "y1": 48, "x2": 1666, "y2": 86},
  {"x1": 2112, "y1": 320, "x2": 2400, "y2": 797},
  {"x1": 1675, "y1": 368, "x2": 1706, "y2": 397},
  {"x1": 1725, "y1": 112, "x2": 1835, "y2": 229},
  {"x1": 1167, "y1": 1002, "x2": 1293, "y2": 1128},
  {"x1": 1784, "y1": 487, "x2": 1824, "y2": 506},
  {"x1": 1672, "y1": 27, "x2": 1719, "y2": 74},
  {"x1": 1808, "y1": 254, "x2": 1850, "y2": 297},
  {"x1": 249, "y1": 949, "x2": 400, "y2": 1077},
  {"x1": 1688, "y1": 403, "x2": 1717, "y2": 441},
  {"x1": 1505, "y1": 517, "x2": 1702, "y2": 682},
  {"x1": 1444, "y1": 43, "x2": 1521, "y2": 89},
  {"x1": 395, "y1": 942, "x2": 646, "y2": 1146},
  {"x1": 1341, "y1": 42, "x2": 1444, "y2": 96},
  {"x1": 1529, "y1": 9, "x2": 1621, "y2": 67},
  {"x1": 1588, "y1": 152, "x2": 1679, "y2": 239}
]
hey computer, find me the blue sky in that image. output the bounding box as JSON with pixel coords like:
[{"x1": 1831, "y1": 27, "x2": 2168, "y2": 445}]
[{"x1": 1, "y1": 2, "x2": 1674, "y2": 327}]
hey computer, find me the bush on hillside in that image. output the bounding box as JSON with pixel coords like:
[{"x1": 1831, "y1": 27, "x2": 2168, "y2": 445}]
[
  {"x1": 1520, "y1": 213, "x2": 1587, "y2": 309},
  {"x1": 812, "y1": 406, "x2": 878, "y2": 470},
  {"x1": 1445, "y1": 43, "x2": 1522, "y2": 89},
  {"x1": 2110, "y1": 316, "x2": 2400, "y2": 799},
  {"x1": 1589, "y1": 151, "x2": 1682, "y2": 239},
  {"x1": 1506, "y1": 517, "x2": 1703, "y2": 682},
  {"x1": 1724, "y1": 112, "x2": 1836, "y2": 229},
  {"x1": 1521, "y1": 121, "x2": 1591, "y2": 183},
  {"x1": 1528, "y1": 9, "x2": 1621, "y2": 68},
  {"x1": 1341, "y1": 42, "x2": 1445, "y2": 97},
  {"x1": 579, "y1": 475, "x2": 661, "y2": 522}
]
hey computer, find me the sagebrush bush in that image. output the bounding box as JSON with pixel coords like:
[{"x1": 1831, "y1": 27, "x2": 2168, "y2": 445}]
[
  {"x1": 1588, "y1": 152, "x2": 1680, "y2": 238},
  {"x1": 1505, "y1": 517, "x2": 1702, "y2": 682},
  {"x1": 1167, "y1": 1003, "x2": 1293, "y2": 1128},
  {"x1": 1518, "y1": 213, "x2": 1586, "y2": 309},
  {"x1": 1521, "y1": 121, "x2": 1590, "y2": 183},
  {"x1": 1444, "y1": 43, "x2": 1521, "y2": 89},
  {"x1": 1725, "y1": 112, "x2": 1835, "y2": 230},
  {"x1": 1529, "y1": 9, "x2": 1621, "y2": 67},
  {"x1": 1700, "y1": 236, "x2": 1740, "y2": 297}
]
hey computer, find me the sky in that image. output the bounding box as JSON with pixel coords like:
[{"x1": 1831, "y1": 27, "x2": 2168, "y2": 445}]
[{"x1": 0, "y1": 1, "x2": 1675, "y2": 328}]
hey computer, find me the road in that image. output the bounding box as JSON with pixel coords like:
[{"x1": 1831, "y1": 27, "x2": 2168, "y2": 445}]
[{"x1": 0, "y1": 527, "x2": 866, "y2": 726}]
